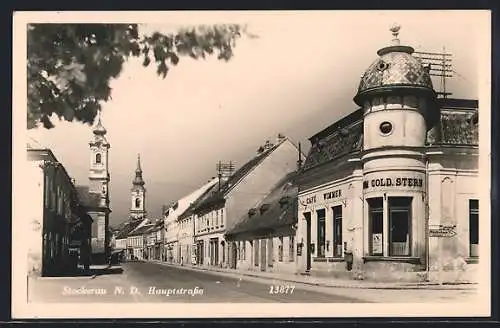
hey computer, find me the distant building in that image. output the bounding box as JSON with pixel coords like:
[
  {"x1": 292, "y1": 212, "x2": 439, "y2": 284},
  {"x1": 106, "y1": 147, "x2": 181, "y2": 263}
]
[
  {"x1": 130, "y1": 154, "x2": 147, "y2": 220},
  {"x1": 295, "y1": 26, "x2": 479, "y2": 282},
  {"x1": 163, "y1": 178, "x2": 219, "y2": 265},
  {"x1": 27, "y1": 148, "x2": 92, "y2": 276},
  {"x1": 128, "y1": 223, "x2": 153, "y2": 260},
  {"x1": 189, "y1": 136, "x2": 304, "y2": 268}
]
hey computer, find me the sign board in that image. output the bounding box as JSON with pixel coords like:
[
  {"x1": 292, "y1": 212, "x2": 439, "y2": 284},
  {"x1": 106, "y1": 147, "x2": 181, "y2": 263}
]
[
  {"x1": 372, "y1": 233, "x2": 383, "y2": 254},
  {"x1": 429, "y1": 226, "x2": 456, "y2": 238},
  {"x1": 363, "y1": 172, "x2": 425, "y2": 192}
]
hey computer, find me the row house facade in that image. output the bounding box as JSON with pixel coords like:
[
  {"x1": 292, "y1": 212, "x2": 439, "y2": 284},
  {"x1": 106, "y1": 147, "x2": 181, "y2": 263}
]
[
  {"x1": 225, "y1": 171, "x2": 300, "y2": 274},
  {"x1": 145, "y1": 219, "x2": 164, "y2": 261},
  {"x1": 126, "y1": 220, "x2": 152, "y2": 260},
  {"x1": 163, "y1": 179, "x2": 218, "y2": 264},
  {"x1": 188, "y1": 136, "x2": 304, "y2": 268},
  {"x1": 27, "y1": 147, "x2": 93, "y2": 276}
]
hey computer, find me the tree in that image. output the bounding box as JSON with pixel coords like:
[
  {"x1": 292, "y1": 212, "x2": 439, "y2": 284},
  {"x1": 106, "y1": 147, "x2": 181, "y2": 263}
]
[{"x1": 28, "y1": 23, "x2": 254, "y2": 129}]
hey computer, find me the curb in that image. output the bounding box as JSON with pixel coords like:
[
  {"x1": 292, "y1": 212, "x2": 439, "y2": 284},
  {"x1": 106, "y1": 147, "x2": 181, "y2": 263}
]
[{"x1": 149, "y1": 261, "x2": 477, "y2": 290}]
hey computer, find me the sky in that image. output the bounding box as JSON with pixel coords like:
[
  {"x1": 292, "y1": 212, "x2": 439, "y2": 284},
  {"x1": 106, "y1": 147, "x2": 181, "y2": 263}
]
[{"x1": 24, "y1": 11, "x2": 487, "y2": 228}]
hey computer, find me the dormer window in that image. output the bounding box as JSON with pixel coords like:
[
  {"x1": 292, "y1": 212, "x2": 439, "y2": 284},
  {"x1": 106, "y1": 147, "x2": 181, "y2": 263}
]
[
  {"x1": 248, "y1": 208, "x2": 257, "y2": 217},
  {"x1": 259, "y1": 203, "x2": 270, "y2": 215},
  {"x1": 135, "y1": 198, "x2": 141, "y2": 208},
  {"x1": 95, "y1": 153, "x2": 102, "y2": 164}
]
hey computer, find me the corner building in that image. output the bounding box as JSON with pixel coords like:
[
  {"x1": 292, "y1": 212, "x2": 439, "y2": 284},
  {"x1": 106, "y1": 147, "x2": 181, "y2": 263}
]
[{"x1": 296, "y1": 26, "x2": 479, "y2": 282}]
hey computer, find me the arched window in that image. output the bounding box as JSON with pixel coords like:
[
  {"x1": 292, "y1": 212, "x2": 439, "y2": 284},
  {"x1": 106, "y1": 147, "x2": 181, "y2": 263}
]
[
  {"x1": 95, "y1": 153, "x2": 102, "y2": 164},
  {"x1": 135, "y1": 198, "x2": 141, "y2": 208}
]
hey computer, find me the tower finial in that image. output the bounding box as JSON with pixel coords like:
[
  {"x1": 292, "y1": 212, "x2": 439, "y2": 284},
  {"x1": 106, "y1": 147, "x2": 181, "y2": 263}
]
[
  {"x1": 136, "y1": 153, "x2": 142, "y2": 172},
  {"x1": 390, "y1": 23, "x2": 401, "y2": 45}
]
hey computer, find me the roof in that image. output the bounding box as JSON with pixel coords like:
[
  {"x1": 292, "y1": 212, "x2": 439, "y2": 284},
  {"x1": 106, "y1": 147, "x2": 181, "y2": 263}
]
[
  {"x1": 191, "y1": 139, "x2": 289, "y2": 215},
  {"x1": 225, "y1": 172, "x2": 299, "y2": 239},
  {"x1": 128, "y1": 224, "x2": 154, "y2": 237},
  {"x1": 177, "y1": 183, "x2": 218, "y2": 220},
  {"x1": 163, "y1": 178, "x2": 219, "y2": 222},
  {"x1": 302, "y1": 98, "x2": 478, "y2": 172},
  {"x1": 115, "y1": 219, "x2": 144, "y2": 239},
  {"x1": 303, "y1": 115, "x2": 363, "y2": 172},
  {"x1": 354, "y1": 28, "x2": 434, "y2": 105}
]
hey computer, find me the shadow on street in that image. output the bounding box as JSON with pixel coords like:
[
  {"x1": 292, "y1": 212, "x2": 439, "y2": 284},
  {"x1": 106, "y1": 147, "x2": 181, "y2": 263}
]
[{"x1": 43, "y1": 266, "x2": 124, "y2": 278}]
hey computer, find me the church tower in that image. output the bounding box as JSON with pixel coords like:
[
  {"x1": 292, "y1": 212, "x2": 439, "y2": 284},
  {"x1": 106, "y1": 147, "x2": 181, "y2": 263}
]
[
  {"x1": 88, "y1": 111, "x2": 111, "y2": 260},
  {"x1": 130, "y1": 154, "x2": 147, "y2": 219}
]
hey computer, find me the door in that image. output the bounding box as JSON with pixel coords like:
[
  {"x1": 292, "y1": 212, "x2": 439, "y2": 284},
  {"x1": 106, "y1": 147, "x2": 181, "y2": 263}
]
[
  {"x1": 305, "y1": 214, "x2": 312, "y2": 271},
  {"x1": 231, "y1": 242, "x2": 237, "y2": 269},
  {"x1": 260, "y1": 239, "x2": 266, "y2": 271}
]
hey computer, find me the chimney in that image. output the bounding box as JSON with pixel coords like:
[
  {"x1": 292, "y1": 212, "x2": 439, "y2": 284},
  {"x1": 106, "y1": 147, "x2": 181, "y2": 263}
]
[
  {"x1": 263, "y1": 140, "x2": 273, "y2": 150},
  {"x1": 276, "y1": 133, "x2": 286, "y2": 144}
]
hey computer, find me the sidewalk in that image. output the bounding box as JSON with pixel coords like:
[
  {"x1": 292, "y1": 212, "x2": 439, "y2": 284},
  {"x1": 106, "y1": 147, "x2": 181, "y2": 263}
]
[
  {"x1": 30, "y1": 264, "x2": 123, "y2": 280},
  {"x1": 150, "y1": 260, "x2": 477, "y2": 290}
]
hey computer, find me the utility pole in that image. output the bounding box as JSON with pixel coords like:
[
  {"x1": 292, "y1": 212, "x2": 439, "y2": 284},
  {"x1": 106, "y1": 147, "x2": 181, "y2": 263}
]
[{"x1": 216, "y1": 161, "x2": 235, "y2": 193}]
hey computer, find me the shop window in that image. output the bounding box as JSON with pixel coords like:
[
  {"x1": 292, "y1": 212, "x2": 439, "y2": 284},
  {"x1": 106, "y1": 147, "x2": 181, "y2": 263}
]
[
  {"x1": 316, "y1": 209, "x2": 326, "y2": 257},
  {"x1": 368, "y1": 198, "x2": 383, "y2": 256},
  {"x1": 333, "y1": 205, "x2": 343, "y2": 257},
  {"x1": 242, "y1": 241, "x2": 246, "y2": 260},
  {"x1": 469, "y1": 199, "x2": 479, "y2": 257},
  {"x1": 289, "y1": 236, "x2": 295, "y2": 262},
  {"x1": 278, "y1": 237, "x2": 283, "y2": 262},
  {"x1": 237, "y1": 242, "x2": 241, "y2": 260},
  {"x1": 389, "y1": 197, "x2": 412, "y2": 256}
]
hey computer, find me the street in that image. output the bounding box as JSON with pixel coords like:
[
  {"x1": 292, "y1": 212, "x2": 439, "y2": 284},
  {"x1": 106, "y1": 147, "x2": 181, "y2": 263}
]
[
  {"x1": 28, "y1": 261, "x2": 478, "y2": 303},
  {"x1": 28, "y1": 261, "x2": 364, "y2": 303}
]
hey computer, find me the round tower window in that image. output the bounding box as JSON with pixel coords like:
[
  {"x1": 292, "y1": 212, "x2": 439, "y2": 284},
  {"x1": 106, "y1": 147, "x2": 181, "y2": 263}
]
[{"x1": 379, "y1": 121, "x2": 393, "y2": 135}]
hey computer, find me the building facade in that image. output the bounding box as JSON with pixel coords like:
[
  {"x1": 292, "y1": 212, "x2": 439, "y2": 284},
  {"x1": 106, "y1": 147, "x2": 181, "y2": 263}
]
[
  {"x1": 225, "y1": 171, "x2": 300, "y2": 274},
  {"x1": 295, "y1": 26, "x2": 479, "y2": 282},
  {"x1": 191, "y1": 136, "x2": 303, "y2": 268},
  {"x1": 88, "y1": 113, "x2": 112, "y2": 263},
  {"x1": 27, "y1": 148, "x2": 92, "y2": 276},
  {"x1": 163, "y1": 179, "x2": 218, "y2": 265}
]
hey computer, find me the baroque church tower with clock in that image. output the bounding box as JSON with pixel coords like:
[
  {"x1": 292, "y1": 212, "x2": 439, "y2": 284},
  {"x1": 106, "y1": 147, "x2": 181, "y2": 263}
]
[{"x1": 130, "y1": 154, "x2": 147, "y2": 219}]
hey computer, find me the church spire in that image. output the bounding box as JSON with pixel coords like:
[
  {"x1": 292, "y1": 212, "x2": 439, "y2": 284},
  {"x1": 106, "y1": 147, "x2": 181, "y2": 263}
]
[
  {"x1": 133, "y1": 153, "x2": 145, "y2": 187},
  {"x1": 93, "y1": 110, "x2": 107, "y2": 136}
]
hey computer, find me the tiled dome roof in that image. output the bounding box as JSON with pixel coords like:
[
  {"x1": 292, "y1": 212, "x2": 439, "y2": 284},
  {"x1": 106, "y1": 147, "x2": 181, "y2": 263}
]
[
  {"x1": 357, "y1": 51, "x2": 433, "y2": 94},
  {"x1": 354, "y1": 24, "x2": 435, "y2": 106}
]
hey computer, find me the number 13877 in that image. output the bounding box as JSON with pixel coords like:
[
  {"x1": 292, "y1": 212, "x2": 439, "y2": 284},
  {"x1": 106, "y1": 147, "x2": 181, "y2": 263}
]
[{"x1": 269, "y1": 285, "x2": 295, "y2": 294}]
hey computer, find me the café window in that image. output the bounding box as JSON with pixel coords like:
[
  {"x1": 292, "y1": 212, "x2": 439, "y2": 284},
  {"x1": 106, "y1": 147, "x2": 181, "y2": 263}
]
[
  {"x1": 368, "y1": 198, "x2": 383, "y2": 256},
  {"x1": 333, "y1": 205, "x2": 343, "y2": 257},
  {"x1": 469, "y1": 199, "x2": 479, "y2": 257},
  {"x1": 316, "y1": 209, "x2": 326, "y2": 257},
  {"x1": 389, "y1": 197, "x2": 412, "y2": 256}
]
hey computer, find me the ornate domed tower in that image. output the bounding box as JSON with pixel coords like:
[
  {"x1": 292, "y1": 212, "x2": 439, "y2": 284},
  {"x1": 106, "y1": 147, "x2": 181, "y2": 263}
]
[
  {"x1": 354, "y1": 25, "x2": 439, "y2": 269},
  {"x1": 130, "y1": 154, "x2": 147, "y2": 220}
]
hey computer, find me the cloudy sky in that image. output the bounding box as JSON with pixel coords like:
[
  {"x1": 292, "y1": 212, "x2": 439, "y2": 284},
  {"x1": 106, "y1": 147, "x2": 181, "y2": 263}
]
[{"x1": 24, "y1": 11, "x2": 488, "y2": 227}]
